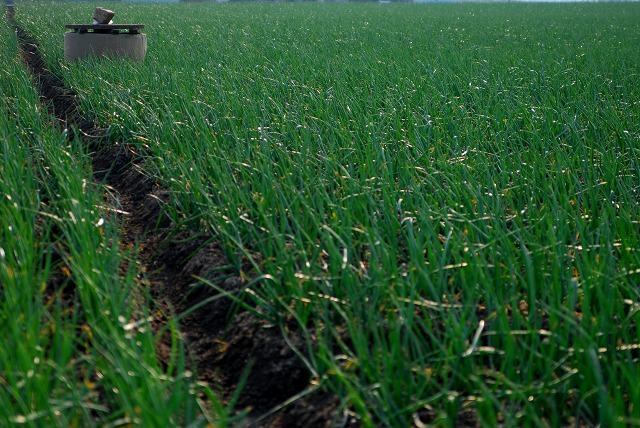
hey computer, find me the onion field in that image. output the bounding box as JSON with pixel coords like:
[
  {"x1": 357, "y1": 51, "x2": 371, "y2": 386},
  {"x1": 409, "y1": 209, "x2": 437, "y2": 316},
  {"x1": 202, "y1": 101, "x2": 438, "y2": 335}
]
[{"x1": 6, "y1": 1, "x2": 640, "y2": 426}]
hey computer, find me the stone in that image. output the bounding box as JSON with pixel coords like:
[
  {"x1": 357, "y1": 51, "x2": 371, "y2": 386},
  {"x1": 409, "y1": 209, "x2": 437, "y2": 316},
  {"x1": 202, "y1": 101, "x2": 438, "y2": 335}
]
[{"x1": 93, "y1": 7, "x2": 115, "y2": 25}]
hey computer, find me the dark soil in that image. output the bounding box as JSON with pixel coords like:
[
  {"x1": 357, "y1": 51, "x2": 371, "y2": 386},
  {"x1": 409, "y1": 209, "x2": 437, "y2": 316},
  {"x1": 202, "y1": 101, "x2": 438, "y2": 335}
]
[{"x1": 12, "y1": 16, "x2": 356, "y2": 427}]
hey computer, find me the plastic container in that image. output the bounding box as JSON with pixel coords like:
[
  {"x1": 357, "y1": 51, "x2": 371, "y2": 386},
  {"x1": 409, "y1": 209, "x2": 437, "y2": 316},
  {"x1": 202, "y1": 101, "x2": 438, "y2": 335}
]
[{"x1": 64, "y1": 25, "x2": 146, "y2": 61}]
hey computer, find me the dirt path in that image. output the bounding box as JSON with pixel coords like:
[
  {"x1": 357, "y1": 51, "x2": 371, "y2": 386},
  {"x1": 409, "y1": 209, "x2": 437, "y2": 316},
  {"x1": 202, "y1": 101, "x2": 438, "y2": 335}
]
[{"x1": 12, "y1": 17, "x2": 355, "y2": 428}]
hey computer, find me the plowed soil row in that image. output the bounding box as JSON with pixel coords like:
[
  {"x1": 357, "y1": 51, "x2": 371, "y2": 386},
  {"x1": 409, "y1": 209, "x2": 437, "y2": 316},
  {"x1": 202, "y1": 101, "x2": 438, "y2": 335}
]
[{"x1": 13, "y1": 18, "x2": 354, "y2": 428}]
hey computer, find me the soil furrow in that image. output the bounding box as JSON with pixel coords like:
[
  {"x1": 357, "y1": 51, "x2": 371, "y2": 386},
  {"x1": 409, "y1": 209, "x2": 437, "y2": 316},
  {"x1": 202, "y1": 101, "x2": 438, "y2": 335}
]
[{"x1": 11, "y1": 17, "x2": 354, "y2": 428}]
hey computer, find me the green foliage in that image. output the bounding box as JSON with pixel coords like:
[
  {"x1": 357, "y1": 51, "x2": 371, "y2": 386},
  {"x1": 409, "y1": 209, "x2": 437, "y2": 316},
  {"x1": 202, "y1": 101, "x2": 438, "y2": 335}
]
[{"x1": 16, "y1": 2, "x2": 640, "y2": 425}]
